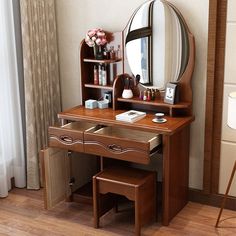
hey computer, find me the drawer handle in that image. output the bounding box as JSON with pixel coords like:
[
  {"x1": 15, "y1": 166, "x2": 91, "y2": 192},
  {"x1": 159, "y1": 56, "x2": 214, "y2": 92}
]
[
  {"x1": 108, "y1": 144, "x2": 123, "y2": 152},
  {"x1": 60, "y1": 135, "x2": 73, "y2": 143}
]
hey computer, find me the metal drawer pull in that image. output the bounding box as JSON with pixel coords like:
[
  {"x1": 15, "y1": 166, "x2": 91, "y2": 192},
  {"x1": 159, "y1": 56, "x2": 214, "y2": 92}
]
[
  {"x1": 108, "y1": 144, "x2": 123, "y2": 152},
  {"x1": 60, "y1": 135, "x2": 73, "y2": 143}
]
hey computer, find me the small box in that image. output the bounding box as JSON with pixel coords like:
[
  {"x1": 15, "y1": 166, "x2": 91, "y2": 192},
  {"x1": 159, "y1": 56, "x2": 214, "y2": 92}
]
[
  {"x1": 97, "y1": 99, "x2": 109, "y2": 109},
  {"x1": 85, "y1": 99, "x2": 97, "y2": 109}
]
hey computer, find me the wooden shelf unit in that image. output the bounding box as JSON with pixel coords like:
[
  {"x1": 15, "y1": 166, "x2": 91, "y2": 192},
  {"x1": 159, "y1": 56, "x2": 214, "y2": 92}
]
[
  {"x1": 80, "y1": 32, "x2": 123, "y2": 108},
  {"x1": 83, "y1": 58, "x2": 122, "y2": 64},
  {"x1": 84, "y1": 83, "x2": 113, "y2": 90}
]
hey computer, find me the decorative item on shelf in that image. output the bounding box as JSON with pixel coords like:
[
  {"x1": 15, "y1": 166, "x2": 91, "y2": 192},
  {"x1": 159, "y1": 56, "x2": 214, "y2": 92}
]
[
  {"x1": 97, "y1": 99, "x2": 109, "y2": 109},
  {"x1": 152, "y1": 112, "x2": 167, "y2": 124},
  {"x1": 122, "y1": 76, "x2": 133, "y2": 99},
  {"x1": 164, "y1": 82, "x2": 179, "y2": 104},
  {"x1": 109, "y1": 46, "x2": 116, "y2": 60},
  {"x1": 85, "y1": 28, "x2": 107, "y2": 59},
  {"x1": 215, "y1": 91, "x2": 236, "y2": 228},
  {"x1": 85, "y1": 99, "x2": 98, "y2": 109}
]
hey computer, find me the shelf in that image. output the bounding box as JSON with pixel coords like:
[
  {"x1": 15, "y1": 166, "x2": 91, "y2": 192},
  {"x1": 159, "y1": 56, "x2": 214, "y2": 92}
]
[
  {"x1": 117, "y1": 97, "x2": 191, "y2": 109},
  {"x1": 84, "y1": 83, "x2": 113, "y2": 90},
  {"x1": 83, "y1": 58, "x2": 122, "y2": 64}
]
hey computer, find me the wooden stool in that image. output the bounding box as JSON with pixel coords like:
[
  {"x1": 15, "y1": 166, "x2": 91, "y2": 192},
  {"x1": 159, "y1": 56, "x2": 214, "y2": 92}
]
[{"x1": 93, "y1": 166, "x2": 157, "y2": 236}]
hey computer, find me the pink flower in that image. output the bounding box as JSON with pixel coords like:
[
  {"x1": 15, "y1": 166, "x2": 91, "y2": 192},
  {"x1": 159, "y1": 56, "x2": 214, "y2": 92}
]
[{"x1": 85, "y1": 28, "x2": 107, "y2": 47}]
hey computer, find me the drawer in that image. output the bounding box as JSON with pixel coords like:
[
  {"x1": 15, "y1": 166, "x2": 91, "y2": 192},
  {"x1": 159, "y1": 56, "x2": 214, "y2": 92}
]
[
  {"x1": 84, "y1": 126, "x2": 161, "y2": 164},
  {"x1": 49, "y1": 121, "x2": 97, "y2": 152}
]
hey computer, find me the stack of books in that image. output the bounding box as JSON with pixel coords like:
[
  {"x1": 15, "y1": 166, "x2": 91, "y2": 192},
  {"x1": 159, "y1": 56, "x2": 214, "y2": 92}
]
[{"x1": 115, "y1": 110, "x2": 146, "y2": 123}]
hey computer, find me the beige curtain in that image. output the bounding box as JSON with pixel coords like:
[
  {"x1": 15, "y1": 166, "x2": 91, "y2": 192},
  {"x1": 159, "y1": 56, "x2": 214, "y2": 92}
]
[{"x1": 20, "y1": 0, "x2": 61, "y2": 189}]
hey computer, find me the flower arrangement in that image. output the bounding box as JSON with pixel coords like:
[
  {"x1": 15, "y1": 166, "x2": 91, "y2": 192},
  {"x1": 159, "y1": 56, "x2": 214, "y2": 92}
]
[{"x1": 85, "y1": 28, "x2": 107, "y2": 47}]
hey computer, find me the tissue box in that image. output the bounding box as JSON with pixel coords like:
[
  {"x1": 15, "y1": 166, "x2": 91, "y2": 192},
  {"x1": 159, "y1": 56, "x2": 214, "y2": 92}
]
[
  {"x1": 85, "y1": 99, "x2": 97, "y2": 109},
  {"x1": 97, "y1": 100, "x2": 109, "y2": 109}
]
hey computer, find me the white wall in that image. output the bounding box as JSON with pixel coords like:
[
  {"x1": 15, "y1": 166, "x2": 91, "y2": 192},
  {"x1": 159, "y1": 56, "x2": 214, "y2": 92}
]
[
  {"x1": 219, "y1": 0, "x2": 236, "y2": 197},
  {"x1": 55, "y1": 0, "x2": 209, "y2": 189}
]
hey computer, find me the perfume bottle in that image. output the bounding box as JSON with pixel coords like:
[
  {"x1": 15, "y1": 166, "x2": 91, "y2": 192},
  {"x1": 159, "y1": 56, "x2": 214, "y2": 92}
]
[
  {"x1": 102, "y1": 65, "x2": 107, "y2": 86},
  {"x1": 143, "y1": 90, "x2": 147, "y2": 101},
  {"x1": 147, "y1": 90, "x2": 151, "y2": 101},
  {"x1": 109, "y1": 46, "x2": 116, "y2": 60},
  {"x1": 98, "y1": 65, "x2": 102, "y2": 85},
  {"x1": 116, "y1": 44, "x2": 121, "y2": 59},
  {"x1": 93, "y1": 65, "x2": 98, "y2": 85}
]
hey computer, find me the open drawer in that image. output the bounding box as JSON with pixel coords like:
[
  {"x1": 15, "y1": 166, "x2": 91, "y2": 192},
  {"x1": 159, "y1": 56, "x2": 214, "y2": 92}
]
[
  {"x1": 84, "y1": 126, "x2": 161, "y2": 164},
  {"x1": 49, "y1": 121, "x2": 97, "y2": 152}
]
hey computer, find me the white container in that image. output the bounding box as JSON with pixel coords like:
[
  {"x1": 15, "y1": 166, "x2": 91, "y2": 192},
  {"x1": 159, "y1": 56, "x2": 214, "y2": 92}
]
[
  {"x1": 122, "y1": 89, "x2": 133, "y2": 99},
  {"x1": 85, "y1": 99, "x2": 97, "y2": 109},
  {"x1": 98, "y1": 99, "x2": 109, "y2": 109}
]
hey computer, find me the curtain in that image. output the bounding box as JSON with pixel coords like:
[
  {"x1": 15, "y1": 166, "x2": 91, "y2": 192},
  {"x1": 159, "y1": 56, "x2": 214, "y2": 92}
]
[
  {"x1": 0, "y1": 0, "x2": 26, "y2": 197},
  {"x1": 20, "y1": 0, "x2": 61, "y2": 189}
]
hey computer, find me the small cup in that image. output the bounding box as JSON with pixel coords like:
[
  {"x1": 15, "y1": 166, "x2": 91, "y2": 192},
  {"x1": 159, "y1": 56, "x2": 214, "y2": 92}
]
[{"x1": 155, "y1": 113, "x2": 165, "y2": 121}]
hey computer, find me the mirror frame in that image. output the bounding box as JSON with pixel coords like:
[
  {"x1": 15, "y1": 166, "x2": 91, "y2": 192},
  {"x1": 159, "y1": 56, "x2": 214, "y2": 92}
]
[{"x1": 123, "y1": 0, "x2": 195, "y2": 106}]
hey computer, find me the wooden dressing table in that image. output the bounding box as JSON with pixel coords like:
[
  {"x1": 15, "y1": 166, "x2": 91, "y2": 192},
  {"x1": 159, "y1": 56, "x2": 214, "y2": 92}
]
[
  {"x1": 42, "y1": 0, "x2": 195, "y2": 227},
  {"x1": 42, "y1": 105, "x2": 194, "y2": 226}
]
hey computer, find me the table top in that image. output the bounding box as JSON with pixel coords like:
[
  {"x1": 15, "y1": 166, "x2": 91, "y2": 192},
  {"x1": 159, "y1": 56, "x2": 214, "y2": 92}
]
[{"x1": 58, "y1": 106, "x2": 194, "y2": 135}]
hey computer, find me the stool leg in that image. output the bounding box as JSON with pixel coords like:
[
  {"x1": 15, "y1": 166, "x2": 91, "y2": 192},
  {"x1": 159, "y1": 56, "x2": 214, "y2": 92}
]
[
  {"x1": 93, "y1": 176, "x2": 99, "y2": 228},
  {"x1": 215, "y1": 161, "x2": 236, "y2": 227},
  {"x1": 135, "y1": 187, "x2": 141, "y2": 236}
]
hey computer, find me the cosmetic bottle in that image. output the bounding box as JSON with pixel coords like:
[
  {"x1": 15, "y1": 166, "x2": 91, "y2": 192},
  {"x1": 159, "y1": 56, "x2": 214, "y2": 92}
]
[
  {"x1": 109, "y1": 46, "x2": 116, "y2": 60},
  {"x1": 143, "y1": 90, "x2": 147, "y2": 101},
  {"x1": 93, "y1": 65, "x2": 98, "y2": 85},
  {"x1": 102, "y1": 65, "x2": 107, "y2": 86},
  {"x1": 151, "y1": 89, "x2": 155, "y2": 100},
  {"x1": 116, "y1": 45, "x2": 121, "y2": 58},
  {"x1": 98, "y1": 65, "x2": 102, "y2": 85},
  {"x1": 147, "y1": 90, "x2": 151, "y2": 101},
  {"x1": 139, "y1": 91, "x2": 143, "y2": 100},
  {"x1": 103, "y1": 47, "x2": 109, "y2": 59}
]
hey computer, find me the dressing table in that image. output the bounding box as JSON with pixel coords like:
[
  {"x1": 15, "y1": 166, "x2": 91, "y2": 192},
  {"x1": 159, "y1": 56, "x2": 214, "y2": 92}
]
[{"x1": 41, "y1": 0, "x2": 195, "y2": 227}]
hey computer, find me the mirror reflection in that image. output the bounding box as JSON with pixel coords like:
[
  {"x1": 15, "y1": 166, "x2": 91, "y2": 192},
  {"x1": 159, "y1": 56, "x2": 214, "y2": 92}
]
[{"x1": 125, "y1": 0, "x2": 190, "y2": 90}]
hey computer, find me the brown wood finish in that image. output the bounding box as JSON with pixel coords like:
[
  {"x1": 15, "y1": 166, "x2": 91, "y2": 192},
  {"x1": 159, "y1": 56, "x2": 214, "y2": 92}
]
[
  {"x1": 48, "y1": 121, "x2": 97, "y2": 153},
  {"x1": 93, "y1": 167, "x2": 156, "y2": 236},
  {"x1": 58, "y1": 106, "x2": 194, "y2": 135},
  {"x1": 204, "y1": 0, "x2": 228, "y2": 194},
  {"x1": 53, "y1": 106, "x2": 193, "y2": 225},
  {"x1": 84, "y1": 126, "x2": 160, "y2": 164},
  {"x1": 44, "y1": 9, "x2": 195, "y2": 227},
  {"x1": 162, "y1": 126, "x2": 190, "y2": 225},
  {"x1": 40, "y1": 148, "x2": 71, "y2": 210}
]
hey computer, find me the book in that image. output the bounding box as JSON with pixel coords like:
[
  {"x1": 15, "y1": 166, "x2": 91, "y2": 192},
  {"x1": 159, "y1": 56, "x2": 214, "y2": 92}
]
[{"x1": 115, "y1": 110, "x2": 146, "y2": 123}]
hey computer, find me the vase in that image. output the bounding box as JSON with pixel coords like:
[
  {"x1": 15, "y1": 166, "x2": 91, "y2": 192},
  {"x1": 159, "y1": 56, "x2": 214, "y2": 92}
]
[
  {"x1": 93, "y1": 45, "x2": 103, "y2": 60},
  {"x1": 122, "y1": 89, "x2": 133, "y2": 99}
]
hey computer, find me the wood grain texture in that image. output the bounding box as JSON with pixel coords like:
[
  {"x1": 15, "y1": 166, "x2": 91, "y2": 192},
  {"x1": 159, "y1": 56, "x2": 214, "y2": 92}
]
[
  {"x1": 58, "y1": 106, "x2": 194, "y2": 135},
  {"x1": 204, "y1": 0, "x2": 228, "y2": 194},
  {"x1": 0, "y1": 188, "x2": 236, "y2": 236}
]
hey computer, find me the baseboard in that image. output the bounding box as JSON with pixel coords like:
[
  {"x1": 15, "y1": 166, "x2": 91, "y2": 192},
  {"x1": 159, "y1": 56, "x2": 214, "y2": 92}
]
[{"x1": 189, "y1": 188, "x2": 236, "y2": 211}]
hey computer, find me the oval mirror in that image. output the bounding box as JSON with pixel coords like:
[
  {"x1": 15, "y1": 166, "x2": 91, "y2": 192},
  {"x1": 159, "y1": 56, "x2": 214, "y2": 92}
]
[{"x1": 125, "y1": 0, "x2": 190, "y2": 90}]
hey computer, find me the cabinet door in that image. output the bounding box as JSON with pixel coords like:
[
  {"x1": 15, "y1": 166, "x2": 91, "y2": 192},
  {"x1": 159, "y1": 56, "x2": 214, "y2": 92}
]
[{"x1": 40, "y1": 148, "x2": 71, "y2": 209}]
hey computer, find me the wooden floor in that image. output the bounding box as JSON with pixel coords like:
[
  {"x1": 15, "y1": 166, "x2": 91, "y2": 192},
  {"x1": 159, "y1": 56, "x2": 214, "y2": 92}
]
[{"x1": 0, "y1": 188, "x2": 235, "y2": 236}]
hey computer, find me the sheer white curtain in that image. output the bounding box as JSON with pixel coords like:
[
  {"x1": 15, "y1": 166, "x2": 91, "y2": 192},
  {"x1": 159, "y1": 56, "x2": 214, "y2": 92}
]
[{"x1": 0, "y1": 0, "x2": 26, "y2": 197}]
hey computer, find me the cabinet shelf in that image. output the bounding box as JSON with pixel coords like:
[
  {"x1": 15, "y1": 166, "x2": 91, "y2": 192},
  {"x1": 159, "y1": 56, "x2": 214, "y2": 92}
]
[
  {"x1": 84, "y1": 83, "x2": 113, "y2": 90},
  {"x1": 117, "y1": 97, "x2": 191, "y2": 109},
  {"x1": 83, "y1": 58, "x2": 122, "y2": 64}
]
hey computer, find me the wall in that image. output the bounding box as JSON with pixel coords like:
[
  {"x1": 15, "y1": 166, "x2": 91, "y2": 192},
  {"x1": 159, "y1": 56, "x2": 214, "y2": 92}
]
[
  {"x1": 55, "y1": 0, "x2": 209, "y2": 189},
  {"x1": 219, "y1": 0, "x2": 236, "y2": 196}
]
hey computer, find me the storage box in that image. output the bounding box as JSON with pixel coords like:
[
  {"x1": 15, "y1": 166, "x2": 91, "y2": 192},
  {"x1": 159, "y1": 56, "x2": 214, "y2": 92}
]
[
  {"x1": 98, "y1": 99, "x2": 109, "y2": 109},
  {"x1": 85, "y1": 99, "x2": 97, "y2": 109}
]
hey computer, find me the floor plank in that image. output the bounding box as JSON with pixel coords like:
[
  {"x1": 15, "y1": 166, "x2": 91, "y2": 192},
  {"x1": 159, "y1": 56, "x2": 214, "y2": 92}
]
[{"x1": 0, "y1": 188, "x2": 235, "y2": 235}]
